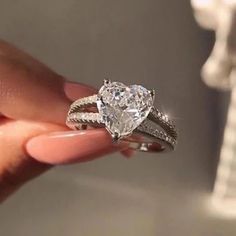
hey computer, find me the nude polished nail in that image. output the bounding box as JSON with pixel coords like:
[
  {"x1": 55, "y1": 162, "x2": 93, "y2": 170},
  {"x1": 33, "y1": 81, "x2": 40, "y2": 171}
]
[
  {"x1": 25, "y1": 129, "x2": 124, "y2": 165},
  {"x1": 64, "y1": 81, "x2": 97, "y2": 101}
]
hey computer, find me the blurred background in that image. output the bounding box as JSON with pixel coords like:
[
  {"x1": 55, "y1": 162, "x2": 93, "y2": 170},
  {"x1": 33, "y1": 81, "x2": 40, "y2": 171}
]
[{"x1": 0, "y1": 0, "x2": 234, "y2": 235}]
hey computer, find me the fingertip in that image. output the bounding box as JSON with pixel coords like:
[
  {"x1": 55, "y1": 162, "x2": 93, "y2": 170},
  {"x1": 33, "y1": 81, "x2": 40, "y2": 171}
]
[{"x1": 121, "y1": 149, "x2": 136, "y2": 158}]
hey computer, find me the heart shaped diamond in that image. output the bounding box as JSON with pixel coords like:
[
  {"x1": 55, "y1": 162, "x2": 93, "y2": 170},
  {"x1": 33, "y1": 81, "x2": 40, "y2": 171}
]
[{"x1": 96, "y1": 80, "x2": 154, "y2": 139}]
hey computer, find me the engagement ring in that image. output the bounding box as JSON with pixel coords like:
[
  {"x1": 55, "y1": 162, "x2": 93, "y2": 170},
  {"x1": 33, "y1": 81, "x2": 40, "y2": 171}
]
[{"x1": 66, "y1": 80, "x2": 177, "y2": 152}]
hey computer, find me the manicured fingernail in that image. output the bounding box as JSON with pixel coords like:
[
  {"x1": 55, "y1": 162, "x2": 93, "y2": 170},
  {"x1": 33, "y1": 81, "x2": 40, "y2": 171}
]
[
  {"x1": 121, "y1": 149, "x2": 136, "y2": 158},
  {"x1": 64, "y1": 81, "x2": 97, "y2": 101},
  {"x1": 25, "y1": 129, "x2": 126, "y2": 165}
]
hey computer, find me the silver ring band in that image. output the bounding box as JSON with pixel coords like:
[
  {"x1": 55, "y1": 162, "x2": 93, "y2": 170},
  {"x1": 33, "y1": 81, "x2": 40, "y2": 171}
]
[{"x1": 66, "y1": 94, "x2": 177, "y2": 152}]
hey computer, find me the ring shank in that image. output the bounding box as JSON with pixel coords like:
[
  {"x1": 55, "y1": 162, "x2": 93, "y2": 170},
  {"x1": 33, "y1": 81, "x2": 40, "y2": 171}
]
[
  {"x1": 66, "y1": 94, "x2": 177, "y2": 152},
  {"x1": 67, "y1": 120, "x2": 173, "y2": 152},
  {"x1": 123, "y1": 131, "x2": 172, "y2": 152},
  {"x1": 67, "y1": 116, "x2": 176, "y2": 153}
]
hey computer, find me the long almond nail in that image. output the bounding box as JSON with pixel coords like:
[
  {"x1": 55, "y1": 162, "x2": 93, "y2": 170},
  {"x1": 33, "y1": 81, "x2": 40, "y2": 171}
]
[
  {"x1": 25, "y1": 129, "x2": 125, "y2": 165},
  {"x1": 64, "y1": 81, "x2": 97, "y2": 101}
]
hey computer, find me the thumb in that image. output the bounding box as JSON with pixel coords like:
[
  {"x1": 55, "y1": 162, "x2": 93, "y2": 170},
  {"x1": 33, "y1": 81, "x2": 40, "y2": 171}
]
[{"x1": 0, "y1": 119, "x2": 67, "y2": 202}]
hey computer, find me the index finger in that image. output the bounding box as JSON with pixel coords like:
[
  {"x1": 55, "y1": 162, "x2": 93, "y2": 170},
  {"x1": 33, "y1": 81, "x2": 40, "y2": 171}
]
[{"x1": 0, "y1": 40, "x2": 96, "y2": 124}]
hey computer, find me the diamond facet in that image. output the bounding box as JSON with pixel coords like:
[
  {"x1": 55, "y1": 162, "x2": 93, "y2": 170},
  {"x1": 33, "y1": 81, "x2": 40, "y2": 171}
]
[{"x1": 96, "y1": 81, "x2": 154, "y2": 138}]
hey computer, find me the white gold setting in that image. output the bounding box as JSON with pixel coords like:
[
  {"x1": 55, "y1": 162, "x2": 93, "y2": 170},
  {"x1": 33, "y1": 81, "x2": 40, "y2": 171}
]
[
  {"x1": 66, "y1": 80, "x2": 177, "y2": 152},
  {"x1": 97, "y1": 80, "x2": 154, "y2": 139}
]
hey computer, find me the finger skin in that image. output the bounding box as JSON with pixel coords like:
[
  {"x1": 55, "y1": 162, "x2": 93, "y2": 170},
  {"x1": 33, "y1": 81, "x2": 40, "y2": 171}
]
[
  {"x1": 0, "y1": 119, "x2": 67, "y2": 203},
  {"x1": 0, "y1": 40, "x2": 98, "y2": 201},
  {"x1": 0, "y1": 40, "x2": 133, "y2": 202},
  {"x1": 0, "y1": 40, "x2": 96, "y2": 124},
  {"x1": 0, "y1": 120, "x2": 125, "y2": 203}
]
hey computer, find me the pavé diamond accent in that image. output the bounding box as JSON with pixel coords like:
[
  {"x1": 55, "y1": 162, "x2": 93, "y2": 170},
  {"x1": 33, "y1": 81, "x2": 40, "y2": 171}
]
[{"x1": 96, "y1": 81, "x2": 154, "y2": 138}]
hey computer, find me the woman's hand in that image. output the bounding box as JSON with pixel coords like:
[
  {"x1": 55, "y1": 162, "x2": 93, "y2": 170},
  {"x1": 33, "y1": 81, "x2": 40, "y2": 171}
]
[{"x1": 0, "y1": 40, "x2": 132, "y2": 203}]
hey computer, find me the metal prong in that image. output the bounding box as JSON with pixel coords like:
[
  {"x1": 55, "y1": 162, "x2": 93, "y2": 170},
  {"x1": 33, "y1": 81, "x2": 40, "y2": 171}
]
[
  {"x1": 111, "y1": 132, "x2": 121, "y2": 142},
  {"x1": 104, "y1": 78, "x2": 111, "y2": 86},
  {"x1": 150, "y1": 89, "x2": 155, "y2": 98}
]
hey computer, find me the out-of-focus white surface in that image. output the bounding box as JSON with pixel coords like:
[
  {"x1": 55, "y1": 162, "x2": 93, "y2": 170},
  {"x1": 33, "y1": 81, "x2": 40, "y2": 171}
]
[
  {"x1": 0, "y1": 0, "x2": 235, "y2": 235},
  {"x1": 191, "y1": 0, "x2": 236, "y2": 89},
  {"x1": 212, "y1": 89, "x2": 236, "y2": 216},
  {"x1": 191, "y1": 0, "x2": 236, "y2": 215}
]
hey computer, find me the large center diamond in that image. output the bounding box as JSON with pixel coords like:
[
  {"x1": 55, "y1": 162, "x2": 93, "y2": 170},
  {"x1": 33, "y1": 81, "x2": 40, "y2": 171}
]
[{"x1": 96, "y1": 81, "x2": 154, "y2": 138}]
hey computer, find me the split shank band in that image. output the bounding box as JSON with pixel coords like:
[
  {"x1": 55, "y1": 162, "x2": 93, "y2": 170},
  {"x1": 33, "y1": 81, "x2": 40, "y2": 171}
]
[{"x1": 66, "y1": 81, "x2": 177, "y2": 153}]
